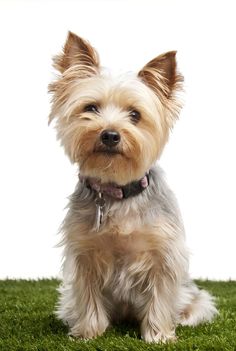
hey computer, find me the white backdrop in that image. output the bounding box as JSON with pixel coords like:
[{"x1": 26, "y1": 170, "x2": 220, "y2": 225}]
[{"x1": 0, "y1": 0, "x2": 235, "y2": 280}]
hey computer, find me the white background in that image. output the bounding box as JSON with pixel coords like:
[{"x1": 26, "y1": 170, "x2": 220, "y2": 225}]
[{"x1": 0, "y1": 0, "x2": 235, "y2": 280}]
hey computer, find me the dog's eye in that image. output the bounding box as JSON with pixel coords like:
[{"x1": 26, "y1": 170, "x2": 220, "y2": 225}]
[
  {"x1": 84, "y1": 104, "x2": 99, "y2": 113},
  {"x1": 129, "y1": 110, "x2": 141, "y2": 124}
]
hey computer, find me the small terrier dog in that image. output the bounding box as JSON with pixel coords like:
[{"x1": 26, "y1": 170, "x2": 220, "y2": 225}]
[{"x1": 49, "y1": 32, "x2": 217, "y2": 343}]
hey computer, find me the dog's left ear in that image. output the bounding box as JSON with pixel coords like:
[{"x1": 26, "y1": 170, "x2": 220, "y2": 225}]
[
  {"x1": 53, "y1": 31, "x2": 100, "y2": 74},
  {"x1": 138, "y1": 51, "x2": 183, "y2": 98},
  {"x1": 138, "y1": 52, "x2": 183, "y2": 124}
]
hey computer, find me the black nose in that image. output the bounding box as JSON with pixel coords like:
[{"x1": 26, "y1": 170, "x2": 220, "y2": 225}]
[{"x1": 101, "y1": 130, "x2": 121, "y2": 147}]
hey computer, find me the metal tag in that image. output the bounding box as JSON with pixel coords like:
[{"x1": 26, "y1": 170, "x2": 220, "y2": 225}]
[{"x1": 94, "y1": 192, "x2": 106, "y2": 231}]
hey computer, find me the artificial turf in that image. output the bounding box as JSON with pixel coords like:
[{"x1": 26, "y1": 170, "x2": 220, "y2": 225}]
[{"x1": 0, "y1": 280, "x2": 235, "y2": 351}]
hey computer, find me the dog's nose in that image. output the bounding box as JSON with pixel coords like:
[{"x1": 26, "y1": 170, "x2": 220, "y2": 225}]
[{"x1": 101, "y1": 130, "x2": 121, "y2": 147}]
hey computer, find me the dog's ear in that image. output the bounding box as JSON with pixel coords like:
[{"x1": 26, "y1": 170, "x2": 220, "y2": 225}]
[
  {"x1": 138, "y1": 51, "x2": 183, "y2": 124},
  {"x1": 53, "y1": 31, "x2": 100, "y2": 74},
  {"x1": 138, "y1": 51, "x2": 183, "y2": 99}
]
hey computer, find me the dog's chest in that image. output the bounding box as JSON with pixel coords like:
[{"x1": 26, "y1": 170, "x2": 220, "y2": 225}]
[
  {"x1": 103, "y1": 231, "x2": 149, "y2": 256},
  {"x1": 102, "y1": 198, "x2": 148, "y2": 234},
  {"x1": 87, "y1": 227, "x2": 160, "y2": 262},
  {"x1": 95, "y1": 230, "x2": 162, "y2": 301}
]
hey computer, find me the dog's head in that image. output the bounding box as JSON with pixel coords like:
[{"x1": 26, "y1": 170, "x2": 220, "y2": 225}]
[{"x1": 49, "y1": 32, "x2": 183, "y2": 185}]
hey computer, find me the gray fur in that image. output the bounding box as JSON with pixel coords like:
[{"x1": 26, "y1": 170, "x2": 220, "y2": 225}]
[
  {"x1": 57, "y1": 164, "x2": 218, "y2": 342},
  {"x1": 64, "y1": 165, "x2": 184, "y2": 234}
]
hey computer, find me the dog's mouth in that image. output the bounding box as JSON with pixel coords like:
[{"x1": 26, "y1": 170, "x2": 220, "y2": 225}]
[{"x1": 94, "y1": 146, "x2": 123, "y2": 156}]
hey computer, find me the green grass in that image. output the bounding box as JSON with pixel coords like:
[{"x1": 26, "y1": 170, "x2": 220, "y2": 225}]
[{"x1": 0, "y1": 280, "x2": 235, "y2": 351}]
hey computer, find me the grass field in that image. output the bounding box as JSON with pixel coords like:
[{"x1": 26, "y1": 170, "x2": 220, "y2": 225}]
[{"x1": 0, "y1": 279, "x2": 235, "y2": 351}]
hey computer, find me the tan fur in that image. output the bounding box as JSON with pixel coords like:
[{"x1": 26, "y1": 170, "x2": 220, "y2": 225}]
[
  {"x1": 53, "y1": 31, "x2": 100, "y2": 73},
  {"x1": 59, "y1": 215, "x2": 187, "y2": 341},
  {"x1": 49, "y1": 72, "x2": 171, "y2": 185},
  {"x1": 49, "y1": 32, "x2": 217, "y2": 343}
]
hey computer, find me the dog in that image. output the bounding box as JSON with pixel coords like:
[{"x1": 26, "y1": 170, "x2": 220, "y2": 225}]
[{"x1": 49, "y1": 31, "x2": 217, "y2": 343}]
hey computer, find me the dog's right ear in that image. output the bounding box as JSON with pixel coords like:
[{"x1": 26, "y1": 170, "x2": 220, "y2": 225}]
[{"x1": 53, "y1": 31, "x2": 100, "y2": 74}]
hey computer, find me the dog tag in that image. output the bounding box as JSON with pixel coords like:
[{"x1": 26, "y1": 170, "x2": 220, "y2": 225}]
[{"x1": 94, "y1": 192, "x2": 106, "y2": 231}]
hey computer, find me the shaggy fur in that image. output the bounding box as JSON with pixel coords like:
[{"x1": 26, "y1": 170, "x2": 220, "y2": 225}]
[{"x1": 49, "y1": 31, "x2": 217, "y2": 343}]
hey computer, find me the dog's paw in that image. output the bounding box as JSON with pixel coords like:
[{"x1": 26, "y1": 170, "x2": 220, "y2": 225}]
[
  {"x1": 69, "y1": 317, "x2": 109, "y2": 339},
  {"x1": 69, "y1": 328, "x2": 105, "y2": 339},
  {"x1": 141, "y1": 328, "x2": 176, "y2": 343}
]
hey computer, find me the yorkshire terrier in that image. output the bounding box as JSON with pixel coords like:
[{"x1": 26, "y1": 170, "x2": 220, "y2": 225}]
[{"x1": 49, "y1": 32, "x2": 217, "y2": 343}]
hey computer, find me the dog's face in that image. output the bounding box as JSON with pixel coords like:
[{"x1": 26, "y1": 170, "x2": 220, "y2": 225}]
[{"x1": 49, "y1": 32, "x2": 183, "y2": 185}]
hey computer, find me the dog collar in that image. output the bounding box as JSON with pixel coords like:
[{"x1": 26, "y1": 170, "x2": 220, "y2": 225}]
[
  {"x1": 80, "y1": 173, "x2": 149, "y2": 200},
  {"x1": 79, "y1": 174, "x2": 149, "y2": 231}
]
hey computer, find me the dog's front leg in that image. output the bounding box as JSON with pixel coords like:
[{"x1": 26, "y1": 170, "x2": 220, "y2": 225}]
[
  {"x1": 70, "y1": 276, "x2": 109, "y2": 339},
  {"x1": 59, "y1": 252, "x2": 110, "y2": 339},
  {"x1": 137, "y1": 281, "x2": 177, "y2": 343},
  {"x1": 122, "y1": 251, "x2": 179, "y2": 343}
]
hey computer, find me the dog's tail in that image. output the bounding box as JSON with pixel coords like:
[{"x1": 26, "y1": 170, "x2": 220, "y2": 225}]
[{"x1": 177, "y1": 281, "x2": 218, "y2": 326}]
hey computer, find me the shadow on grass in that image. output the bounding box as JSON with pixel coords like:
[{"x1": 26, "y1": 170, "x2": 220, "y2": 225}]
[
  {"x1": 41, "y1": 314, "x2": 141, "y2": 341},
  {"x1": 46, "y1": 314, "x2": 69, "y2": 335},
  {"x1": 106, "y1": 320, "x2": 140, "y2": 339},
  {"x1": 14, "y1": 313, "x2": 69, "y2": 339}
]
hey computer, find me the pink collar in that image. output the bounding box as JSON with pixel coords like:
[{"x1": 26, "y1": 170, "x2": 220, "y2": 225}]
[{"x1": 79, "y1": 174, "x2": 149, "y2": 200}]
